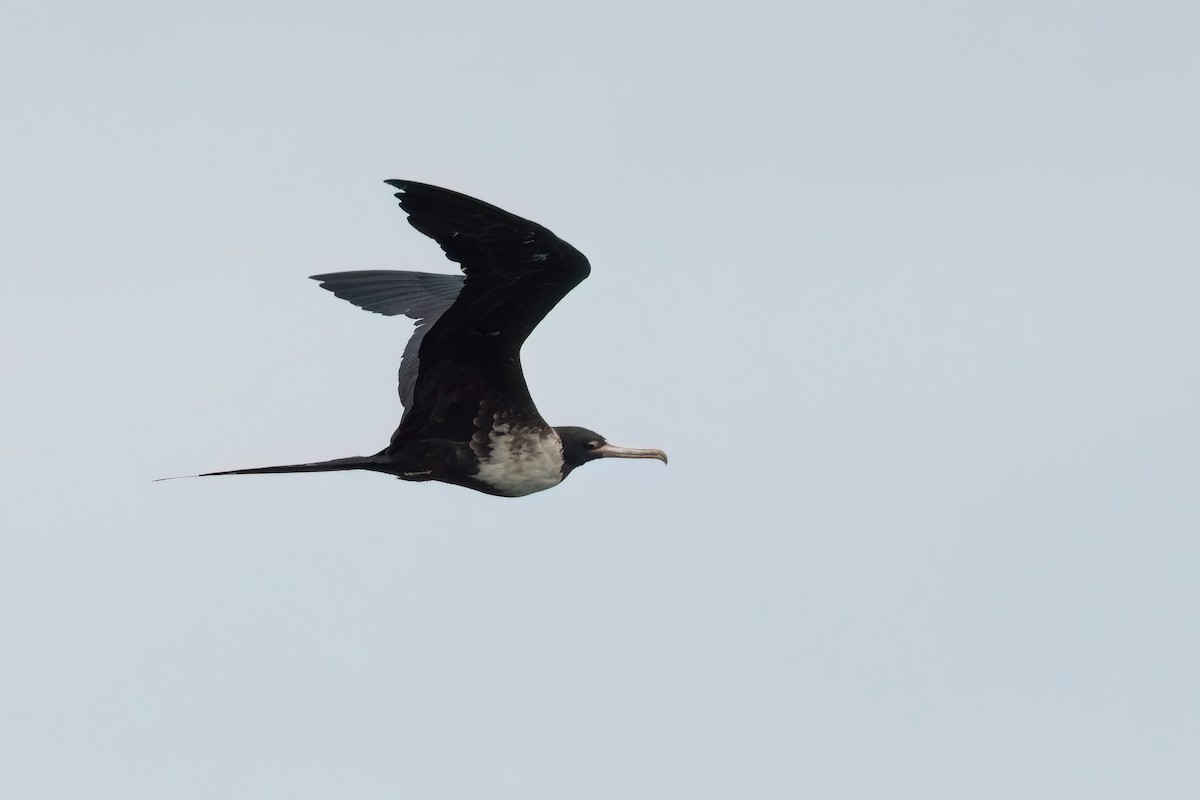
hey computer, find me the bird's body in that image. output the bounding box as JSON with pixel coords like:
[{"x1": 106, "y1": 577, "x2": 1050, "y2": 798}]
[{"x1": 196, "y1": 180, "x2": 666, "y2": 497}]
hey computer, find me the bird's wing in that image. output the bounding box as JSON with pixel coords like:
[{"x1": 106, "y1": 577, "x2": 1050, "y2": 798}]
[
  {"x1": 310, "y1": 270, "x2": 465, "y2": 412},
  {"x1": 311, "y1": 270, "x2": 464, "y2": 318},
  {"x1": 384, "y1": 180, "x2": 591, "y2": 444}
]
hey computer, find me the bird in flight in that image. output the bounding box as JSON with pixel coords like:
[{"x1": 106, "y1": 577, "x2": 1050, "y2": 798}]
[{"x1": 196, "y1": 180, "x2": 667, "y2": 497}]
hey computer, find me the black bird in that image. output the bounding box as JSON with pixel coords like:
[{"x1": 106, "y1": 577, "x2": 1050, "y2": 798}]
[{"x1": 198, "y1": 180, "x2": 667, "y2": 497}]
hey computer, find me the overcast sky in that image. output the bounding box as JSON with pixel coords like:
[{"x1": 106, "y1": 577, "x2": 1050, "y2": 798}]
[{"x1": 3, "y1": 1, "x2": 1199, "y2": 797}]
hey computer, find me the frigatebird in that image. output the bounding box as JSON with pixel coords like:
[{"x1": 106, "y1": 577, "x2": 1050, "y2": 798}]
[{"x1": 198, "y1": 180, "x2": 667, "y2": 497}]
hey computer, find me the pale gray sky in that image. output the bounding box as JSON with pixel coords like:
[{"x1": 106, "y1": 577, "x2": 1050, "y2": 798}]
[{"x1": 3, "y1": 1, "x2": 1199, "y2": 797}]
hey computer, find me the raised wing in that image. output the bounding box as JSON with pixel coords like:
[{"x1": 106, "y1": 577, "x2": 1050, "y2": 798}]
[
  {"x1": 310, "y1": 270, "x2": 464, "y2": 413},
  {"x1": 383, "y1": 180, "x2": 591, "y2": 444}
]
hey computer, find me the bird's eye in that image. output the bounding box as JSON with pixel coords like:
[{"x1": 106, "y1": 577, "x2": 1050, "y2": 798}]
[{"x1": 587, "y1": 440, "x2": 600, "y2": 450}]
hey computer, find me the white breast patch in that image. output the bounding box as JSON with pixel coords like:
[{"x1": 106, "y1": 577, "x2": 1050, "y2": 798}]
[{"x1": 473, "y1": 422, "x2": 565, "y2": 497}]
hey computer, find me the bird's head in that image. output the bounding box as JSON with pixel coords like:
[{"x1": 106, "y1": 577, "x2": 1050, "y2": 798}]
[{"x1": 555, "y1": 426, "x2": 668, "y2": 474}]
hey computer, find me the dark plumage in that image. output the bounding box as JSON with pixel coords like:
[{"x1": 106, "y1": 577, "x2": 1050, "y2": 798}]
[{"x1": 194, "y1": 180, "x2": 667, "y2": 497}]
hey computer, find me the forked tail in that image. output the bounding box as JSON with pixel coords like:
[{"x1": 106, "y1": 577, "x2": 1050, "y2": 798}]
[
  {"x1": 156, "y1": 455, "x2": 386, "y2": 481},
  {"x1": 202, "y1": 454, "x2": 386, "y2": 477}
]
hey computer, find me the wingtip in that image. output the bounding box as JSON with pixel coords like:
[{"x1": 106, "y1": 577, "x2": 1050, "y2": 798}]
[{"x1": 384, "y1": 179, "x2": 413, "y2": 204}]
